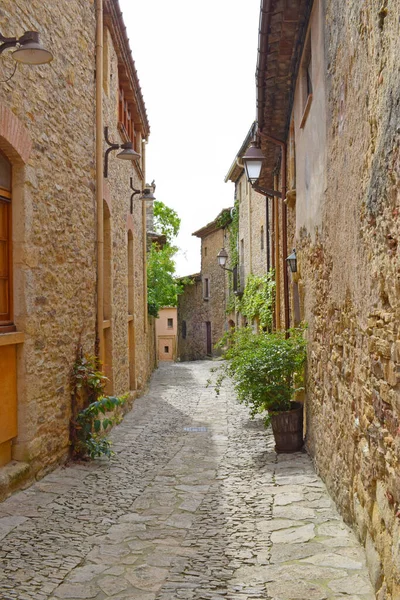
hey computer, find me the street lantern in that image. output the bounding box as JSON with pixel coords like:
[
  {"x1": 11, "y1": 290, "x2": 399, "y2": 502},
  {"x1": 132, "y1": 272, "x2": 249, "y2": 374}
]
[
  {"x1": 139, "y1": 188, "x2": 156, "y2": 201},
  {"x1": 117, "y1": 142, "x2": 141, "y2": 161},
  {"x1": 286, "y1": 248, "x2": 297, "y2": 273},
  {"x1": 242, "y1": 141, "x2": 264, "y2": 185},
  {"x1": 217, "y1": 247, "x2": 229, "y2": 269},
  {"x1": 0, "y1": 31, "x2": 53, "y2": 65},
  {"x1": 12, "y1": 31, "x2": 53, "y2": 65}
]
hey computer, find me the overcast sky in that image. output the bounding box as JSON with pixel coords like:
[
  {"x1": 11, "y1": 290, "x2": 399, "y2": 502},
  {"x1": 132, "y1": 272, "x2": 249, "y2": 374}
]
[{"x1": 119, "y1": 0, "x2": 260, "y2": 276}]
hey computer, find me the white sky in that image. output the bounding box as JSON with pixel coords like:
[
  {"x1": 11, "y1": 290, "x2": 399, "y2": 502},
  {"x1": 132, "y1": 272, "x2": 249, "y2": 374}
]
[{"x1": 119, "y1": 0, "x2": 260, "y2": 276}]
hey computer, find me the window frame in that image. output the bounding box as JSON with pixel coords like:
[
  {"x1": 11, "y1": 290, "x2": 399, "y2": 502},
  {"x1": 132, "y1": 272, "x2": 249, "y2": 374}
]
[
  {"x1": 203, "y1": 277, "x2": 210, "y2": 300},
  {"x1": 167, "y1": 317, "x2": 173, "y2": 329},
  {"x1": 118, "y1": 86, "x2": 134, "y2": 142},
  {"x1": 299, "y1": 31, "x2": 313, "y2": 129},
  {"x1": 0, "y1": 155, "x2": 14, "y2": 333}
]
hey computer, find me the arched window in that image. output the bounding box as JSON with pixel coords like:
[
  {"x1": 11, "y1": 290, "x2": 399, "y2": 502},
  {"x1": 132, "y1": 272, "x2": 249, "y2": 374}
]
[{"x1": 0, "y1": 153, "x2": 13, "y2": 331}]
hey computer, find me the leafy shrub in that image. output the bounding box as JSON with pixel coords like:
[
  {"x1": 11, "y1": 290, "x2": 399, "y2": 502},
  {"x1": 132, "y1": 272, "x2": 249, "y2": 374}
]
[
  {"x1": 70, "y1": 352, "x2": 126, "y2": 459},
  {"x1": 211, "y1": 326, "x2": 306, "y2": 424},
  {"x1": 74, "y1": 395, "x2": 126, "y2": 459}
]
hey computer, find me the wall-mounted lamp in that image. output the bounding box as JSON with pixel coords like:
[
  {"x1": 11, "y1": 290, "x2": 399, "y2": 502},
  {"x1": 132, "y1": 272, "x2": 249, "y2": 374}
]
[
  {"x1": 242, "y1": 140, "x2": 264, "y2": 186},
  {"x1": 286, "y1": 248, "x2": 297, "y2": 273},
  {"x1": 104, "y1": 127, "x2": 140, "y2": 178},
  {"x1": 0, "y1": 30, "x2": 53, "y2": 64},
  {"x1": 217, "y1": 248, "x2": 233, "y2": 272},
  {"x1": 0, "y1": 30, "x2": 53, "y2": 82},
  {"x1": 130, "y1": 178, "x2": 156, "y2": 213}
]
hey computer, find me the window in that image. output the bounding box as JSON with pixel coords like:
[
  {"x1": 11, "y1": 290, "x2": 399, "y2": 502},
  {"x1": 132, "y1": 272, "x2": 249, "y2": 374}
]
[
  {"x1": 0, "y1": 153, "x2": 14, "y2": 332},
  {"x1": 300, "y1": 33, "x2": 313, "y2": 129},
  {"x1": 204, "y1": 246, "x2": 207, "y2": 257},
  {"x1": 167, "y1": 318, "x2": 173, "y2": 329},
  {"x1": 240, "y1": 239, "x2": 244, "y2": 264},
  {"x1": 182, "y1": 320, "x2": 187, "y2": 339},
  {"x1": 204, "y1": 277, "x2": 209, "y2": 299},
  {"x1": 118, "y1": 86, "x2": 134, "y2": 142},
  {"x1": 164, "y1": 346, "x2": 169, "y2": 354},
  {"x1": 261, "y1": 226, "x2": 264, "y2": 251}
]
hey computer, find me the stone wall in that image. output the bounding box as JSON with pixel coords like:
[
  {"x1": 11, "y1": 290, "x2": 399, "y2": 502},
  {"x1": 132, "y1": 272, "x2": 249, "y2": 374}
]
[
  {"x1": 0, "y1": 1, "x2": 97, "y2": 479},
  {"x1": 178, "y1": 223, "x2": 228, "y2": 361},
  {"x1": 292, "y1": 1, "x2": 400, "y2": 596},
  {"x1": 177, "y1": 276, "x2": 205, "y2": 362},
  {"x1": 237, "y1": 173, "x2": 269, "y2": 281},
  {"x1": 102, "y1": 25, "x2": 155, "y2": 394},
  {"x1": 0, "y1": 1, "x2": 156, "y2": 500}
]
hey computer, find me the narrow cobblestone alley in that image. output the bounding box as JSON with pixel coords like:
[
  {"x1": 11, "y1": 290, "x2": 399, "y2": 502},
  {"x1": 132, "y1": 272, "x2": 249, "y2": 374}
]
[{"x1": 0, "y1": 362, "x2": 375, "y2": 600}]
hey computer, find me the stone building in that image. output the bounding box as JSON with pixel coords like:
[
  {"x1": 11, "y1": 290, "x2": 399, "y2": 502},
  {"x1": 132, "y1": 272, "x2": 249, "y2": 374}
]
[
  {"x1": 0, "y1": 0, "x2": 156, "y2": 500},
  {"x1": 248, "y1": 0, "x2": 400, "y2": 596},
  {"x1": 225, "y1": 122, "x2": 271, "y2": 328},
  {"x1": 177, "y1": 209, "x2": 231, "y2": 361}
]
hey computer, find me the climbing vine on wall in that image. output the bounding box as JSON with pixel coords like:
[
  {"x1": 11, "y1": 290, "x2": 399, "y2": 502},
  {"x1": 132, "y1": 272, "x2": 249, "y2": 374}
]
[
  {"x1": 225, "y1": 200, "x2": 240, "y2": 313},
  {"x1": 236, "y1": 271, "x2": 275, "y2": 330}
]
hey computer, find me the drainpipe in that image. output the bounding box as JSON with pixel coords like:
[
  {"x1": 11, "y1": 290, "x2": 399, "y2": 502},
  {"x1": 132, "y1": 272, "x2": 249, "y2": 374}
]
[
  {"x1": 247, "y1": 180, "x2": 252, "y2": 274},
  {"x1": 266, "y1": 196, "x2": 270, "y2": 271},
  {"x1": 258, "y1": 130, "x2": 289, "y2": 332},
  {"x1": 142, "y1": 142, "x2": 148, "y2": 334},
  {"x1": 95, "y1": 0, "x2": 104, "y2": 362},
  {"x1": 273, "y1": 175, "x2": 281, "y2": 330}
]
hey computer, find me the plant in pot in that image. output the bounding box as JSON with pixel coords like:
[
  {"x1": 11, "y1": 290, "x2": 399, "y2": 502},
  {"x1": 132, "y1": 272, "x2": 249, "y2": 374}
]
[{"x1": 212, "y1": 326, "x2": 307, "y2": 452}]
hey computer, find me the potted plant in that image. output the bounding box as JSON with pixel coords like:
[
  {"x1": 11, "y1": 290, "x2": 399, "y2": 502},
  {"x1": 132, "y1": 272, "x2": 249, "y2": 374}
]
[{"x1": 212, "y1": 326, "x2": 307, "y2": 452}]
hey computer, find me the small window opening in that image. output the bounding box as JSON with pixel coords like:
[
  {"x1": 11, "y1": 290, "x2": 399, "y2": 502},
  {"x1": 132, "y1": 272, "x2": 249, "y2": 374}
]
[
  {"x1": 167, "y1": 318, "x2": 173, "y2": 328},
  {"x1": 204, "y1": 277, "x2": 209, "y2": 299}
]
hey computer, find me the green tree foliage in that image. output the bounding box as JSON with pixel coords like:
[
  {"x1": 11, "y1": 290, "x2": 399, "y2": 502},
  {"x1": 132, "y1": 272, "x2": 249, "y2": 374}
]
[
  {"x1": 147, "y1": 201, "x2": 185, "y2": 318},
  {"x1": 153, "y1": 201, "x2": 181, "y2": 243}
]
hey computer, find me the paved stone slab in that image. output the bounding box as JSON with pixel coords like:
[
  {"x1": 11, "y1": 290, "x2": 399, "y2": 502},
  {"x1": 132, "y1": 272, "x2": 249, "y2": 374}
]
[{"x1": 0, "y1": 362, "x2": 374, "y2": 600}]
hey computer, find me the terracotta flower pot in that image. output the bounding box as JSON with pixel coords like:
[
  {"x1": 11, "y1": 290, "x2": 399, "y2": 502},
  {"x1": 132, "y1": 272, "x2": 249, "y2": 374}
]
[{"x1": 269, "y1": 401, "x2": 303, "y2": 453}]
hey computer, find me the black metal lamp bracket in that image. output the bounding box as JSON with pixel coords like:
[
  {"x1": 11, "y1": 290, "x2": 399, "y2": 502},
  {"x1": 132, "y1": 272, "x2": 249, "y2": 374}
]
[
  {"x1": 130, "y1": 177, "x2": 141, "y2": 213},
  {"x1": 104, "y1": 126, "x2": 121, "y2": 178}
]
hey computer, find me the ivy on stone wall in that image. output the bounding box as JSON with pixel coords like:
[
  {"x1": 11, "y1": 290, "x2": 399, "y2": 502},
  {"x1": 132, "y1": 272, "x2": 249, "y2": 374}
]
[
  {"x1": 226, "y1": 200, "x2": 240, "y2": 313},
  {"x1": 236, "y1": 272, "x2": 275, "y2": 330}
]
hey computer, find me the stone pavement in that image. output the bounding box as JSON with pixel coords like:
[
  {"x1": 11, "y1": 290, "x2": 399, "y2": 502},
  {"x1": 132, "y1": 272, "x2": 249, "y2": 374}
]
[{"x1": 0, "y1": 361, "x2": 375, "y2": 600}]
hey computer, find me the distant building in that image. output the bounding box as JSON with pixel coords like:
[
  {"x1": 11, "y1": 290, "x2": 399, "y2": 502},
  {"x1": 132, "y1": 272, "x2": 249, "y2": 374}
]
[
  {"x1": 177, "y1": 209, "x2": 231, "y2": 361},
  {"x1": 156, "y1": 307, "x2": 177, "y2": 361}
]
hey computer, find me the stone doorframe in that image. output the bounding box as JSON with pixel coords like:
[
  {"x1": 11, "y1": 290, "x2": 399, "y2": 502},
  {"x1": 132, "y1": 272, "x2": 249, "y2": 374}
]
[{"x1": 0, "y1": 104, "x2": 32, "y2": 467}]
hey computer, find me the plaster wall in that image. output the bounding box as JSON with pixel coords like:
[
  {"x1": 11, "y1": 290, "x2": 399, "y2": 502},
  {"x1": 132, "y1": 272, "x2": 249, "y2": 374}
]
[
  {"x1": 293, "y1": 0, "x2": 327, "y2": 239},
  {"x1": 156, "y1": 307, "x2": 177, "y2": 361},
  {"x1": 156, "y1": 307, "x2": 177, "y2": 337}
]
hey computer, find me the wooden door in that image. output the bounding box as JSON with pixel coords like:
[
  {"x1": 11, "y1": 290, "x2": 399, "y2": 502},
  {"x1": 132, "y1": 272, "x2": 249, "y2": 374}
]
[{"x1": 206, "y1": 321, "x2": 212, "y2": 356}]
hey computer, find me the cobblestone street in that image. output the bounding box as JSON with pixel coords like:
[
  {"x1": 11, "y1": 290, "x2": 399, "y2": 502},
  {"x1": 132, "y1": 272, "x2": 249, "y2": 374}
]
[{"x1": 0, "y1": 362, "x2": 374, "y2": 600}]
